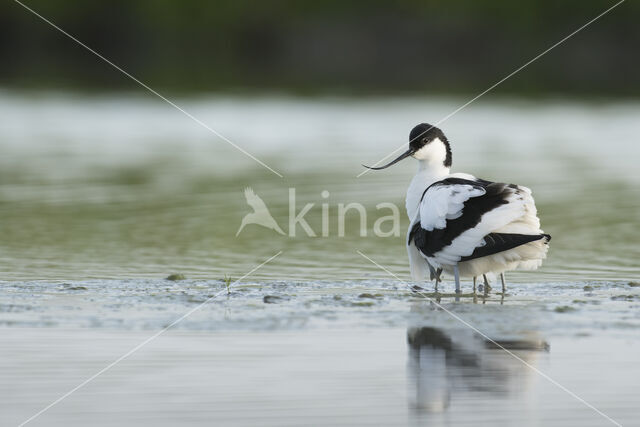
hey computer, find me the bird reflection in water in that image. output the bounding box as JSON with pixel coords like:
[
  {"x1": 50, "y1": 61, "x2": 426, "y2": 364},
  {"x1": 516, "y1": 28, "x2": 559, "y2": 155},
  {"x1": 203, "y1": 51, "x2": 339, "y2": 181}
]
[{"x1": 407, "y1": 326, "x2": 549, "y2": 413}]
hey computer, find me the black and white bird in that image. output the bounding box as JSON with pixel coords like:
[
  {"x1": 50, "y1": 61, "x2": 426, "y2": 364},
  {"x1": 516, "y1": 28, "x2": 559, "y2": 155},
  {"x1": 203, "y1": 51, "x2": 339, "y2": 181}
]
[{"x1": 364, "y1": 123, "x2": 550, "y2": 294}]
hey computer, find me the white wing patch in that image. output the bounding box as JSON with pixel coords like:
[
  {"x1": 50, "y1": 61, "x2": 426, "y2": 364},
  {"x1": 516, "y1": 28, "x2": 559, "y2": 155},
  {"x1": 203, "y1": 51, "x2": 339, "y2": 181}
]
[
  {"x1": 494, "y1": 185, "x2": 542, "y2": 234},
  {"x1": 419, "y1": 183, "x2": 485, "y2": 231}
]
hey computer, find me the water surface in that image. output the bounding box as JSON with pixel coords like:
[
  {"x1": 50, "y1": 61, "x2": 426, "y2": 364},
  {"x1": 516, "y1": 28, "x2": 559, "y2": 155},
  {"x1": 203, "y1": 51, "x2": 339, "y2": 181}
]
[{"x1": 1, "y1": 92, "x2": 639, "y2": 426}]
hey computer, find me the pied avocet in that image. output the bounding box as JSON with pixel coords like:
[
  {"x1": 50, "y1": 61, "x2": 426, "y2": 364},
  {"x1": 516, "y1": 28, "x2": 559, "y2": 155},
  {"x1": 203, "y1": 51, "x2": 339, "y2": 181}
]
[{"x1": 364, "y1": 123, "x2": 551, "y2": 294}]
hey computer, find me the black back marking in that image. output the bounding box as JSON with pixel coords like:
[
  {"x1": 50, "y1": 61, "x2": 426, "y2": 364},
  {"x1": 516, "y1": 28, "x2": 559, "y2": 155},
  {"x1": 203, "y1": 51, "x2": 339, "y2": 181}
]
[{"x1": 409, "y1": 178, "x2": 513, "y2": 257}]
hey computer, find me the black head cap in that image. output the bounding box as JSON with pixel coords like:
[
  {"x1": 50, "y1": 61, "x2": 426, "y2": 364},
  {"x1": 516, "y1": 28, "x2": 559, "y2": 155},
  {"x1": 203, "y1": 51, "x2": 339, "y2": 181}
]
[{"x1": 409, "y1": 123, "x2": 452, "y2": 167}]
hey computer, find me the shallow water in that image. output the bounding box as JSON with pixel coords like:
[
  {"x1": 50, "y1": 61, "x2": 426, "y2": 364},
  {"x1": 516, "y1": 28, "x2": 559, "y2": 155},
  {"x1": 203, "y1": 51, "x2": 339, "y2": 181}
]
[
  {"x1": 4, "y1": 327, "x2": 640, "y2": 426},
  {"x1": 1, "y1": 91, "x2": 639, "y2": 282},
  {"x1": 1, "y1": 92, "x2": 639, "y2": 425},
  {"x1": 3, "y1": 279, "x2": 640, "y2": 426}
]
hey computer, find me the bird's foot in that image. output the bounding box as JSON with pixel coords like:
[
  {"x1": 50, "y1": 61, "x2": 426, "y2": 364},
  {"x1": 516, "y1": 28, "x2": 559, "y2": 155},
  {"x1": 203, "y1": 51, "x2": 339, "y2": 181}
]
[{"x1": 478, "y1": 284, "x2": 492, "y2": 293}]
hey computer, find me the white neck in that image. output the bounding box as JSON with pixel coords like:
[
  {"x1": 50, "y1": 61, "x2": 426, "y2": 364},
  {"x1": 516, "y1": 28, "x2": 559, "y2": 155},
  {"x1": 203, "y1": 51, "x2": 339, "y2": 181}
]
[
  {"x1": 405, "y1": 160, "x2": 450, "y2": 221},
  {"x1": 416, "y1": 158, "x2": 450, "y2": 176}
]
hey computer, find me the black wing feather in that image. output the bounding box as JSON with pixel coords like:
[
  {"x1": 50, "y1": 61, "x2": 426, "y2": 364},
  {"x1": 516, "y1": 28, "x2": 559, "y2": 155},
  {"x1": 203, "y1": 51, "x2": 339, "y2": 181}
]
[{"x1": 459, "y1": 233, "x2": 551, "y2": 262}]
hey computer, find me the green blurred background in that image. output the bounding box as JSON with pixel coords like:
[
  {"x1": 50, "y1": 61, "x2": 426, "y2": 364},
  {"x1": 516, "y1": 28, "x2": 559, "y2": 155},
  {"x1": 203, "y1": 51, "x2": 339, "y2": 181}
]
[{"x1": 1, "y1": 0, "x2": 638, "y2": 96}]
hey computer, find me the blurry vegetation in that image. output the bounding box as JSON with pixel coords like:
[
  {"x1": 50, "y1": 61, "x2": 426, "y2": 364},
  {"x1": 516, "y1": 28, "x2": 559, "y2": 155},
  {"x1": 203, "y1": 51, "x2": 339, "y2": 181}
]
[
  {"x1": 224, "y1": 274, "x2": 232, "y2": 294},
  {"x1": 0, "y1": 0, "x2": 638, "y2": 96},
  {"x1": 554, "y1": 305, "x2": 577, "y2": 313}
]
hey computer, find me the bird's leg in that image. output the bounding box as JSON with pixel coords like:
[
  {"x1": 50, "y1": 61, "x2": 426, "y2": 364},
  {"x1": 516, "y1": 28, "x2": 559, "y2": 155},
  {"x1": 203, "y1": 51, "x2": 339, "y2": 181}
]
[
  {"x1": 429, "y1": 267, "x2": 442, "y2": 294},
  {"x1": 473, "y1": 276, "x2": 477, "y2": 294},
  {"x1": 482, "y1": 274, "x2": 491, "y2": 292},
  {"x1": 453, "y1": 265, "x2": 461, "y2": 294},
  {"x1": 482, "y1": 274, "x2": 489, "y2": 297},
  {"x1": 500, "y1": 273, "x2": 506, "y2": 294}
]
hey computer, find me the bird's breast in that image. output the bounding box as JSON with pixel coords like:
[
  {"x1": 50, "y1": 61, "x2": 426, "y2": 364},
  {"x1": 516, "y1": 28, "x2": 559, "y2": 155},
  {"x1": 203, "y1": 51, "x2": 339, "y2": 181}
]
[{"x1": 406, "y1": 171, "x2": 448, "y2": 221}]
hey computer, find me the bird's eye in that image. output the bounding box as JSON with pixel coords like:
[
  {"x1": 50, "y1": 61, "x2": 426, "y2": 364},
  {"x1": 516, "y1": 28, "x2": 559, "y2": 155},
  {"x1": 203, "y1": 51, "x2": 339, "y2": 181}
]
[{"x1": 422, "y1": 138, "x2": 429, "y2": 144}]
